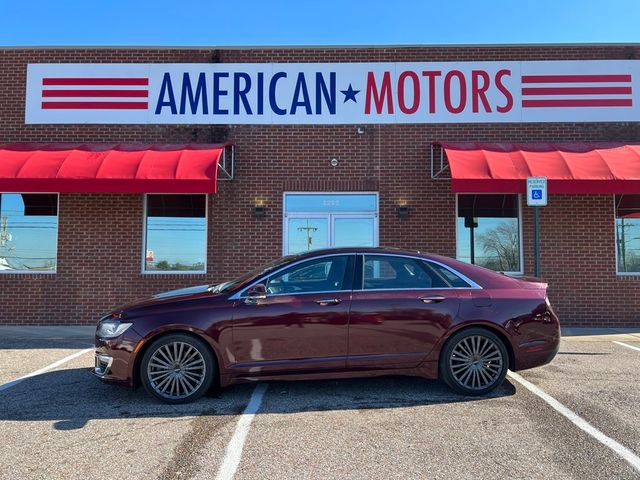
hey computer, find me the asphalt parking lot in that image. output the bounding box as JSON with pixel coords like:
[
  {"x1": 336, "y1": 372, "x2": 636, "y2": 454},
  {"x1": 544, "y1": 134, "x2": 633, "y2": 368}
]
[{"x1": 1, "y1": 330, "x2": 639, "y2": 480}]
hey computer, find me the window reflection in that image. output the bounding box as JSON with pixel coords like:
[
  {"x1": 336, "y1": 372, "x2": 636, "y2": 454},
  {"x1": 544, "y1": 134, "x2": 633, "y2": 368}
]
[
  {"x1": 334, "y1": 218, "x2": 375, "y2": 248},
  {"x1": 284, "y1": 193, "x2": 378, "y2": 255},
  {"x1": 0, "y1": 193, "x2": 58, "y2": 272},
  {"x1": 615, "y1": 194, "x2": 640, "y2": 274},
  {"x1": 457, "y1": 194, "x2": 521, "y2": 273},
  {"x1": 144, "y1": 194, "x2": 206, "y2": 272},
  {"x1": 287, "y1": 218, "x2": 328, "y2": 254},
  {"x1": 363, "y1": 255, "x2": 432, "y2": 289},
  {"x1": 265, "y1": 256, "x2": 349, "y2": 294}
]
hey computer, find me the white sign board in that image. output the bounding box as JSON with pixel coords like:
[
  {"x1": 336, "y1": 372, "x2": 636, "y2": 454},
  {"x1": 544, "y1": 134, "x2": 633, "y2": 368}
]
[
  {"x1": 25, "y1": 60, "x2": 640, "y2": 125},
  {"x1": 527, "y1": 177, "x2": 548, "y2": 206}
]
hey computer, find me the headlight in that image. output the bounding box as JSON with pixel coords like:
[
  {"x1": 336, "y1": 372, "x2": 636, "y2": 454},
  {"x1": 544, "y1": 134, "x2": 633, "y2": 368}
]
[{"x1": 96, "y1": 319, "x2": 133, "y2": 339}]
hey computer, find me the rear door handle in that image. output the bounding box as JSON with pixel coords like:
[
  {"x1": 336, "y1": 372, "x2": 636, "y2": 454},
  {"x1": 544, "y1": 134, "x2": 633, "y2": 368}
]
[
  {"x1": 315, "y1": 298, "x2": 342, "y2": 306},
  {"x1": 419, "y1": 295, "x2": 446, "y2": 304}
]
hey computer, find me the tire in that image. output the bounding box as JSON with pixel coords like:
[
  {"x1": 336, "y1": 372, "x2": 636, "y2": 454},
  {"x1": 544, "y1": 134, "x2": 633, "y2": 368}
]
[
  {"x1": 140, "y1": 333, "x2": 216, "y2": 404},
  {"x1": 439, "y1": 327, "x2": 509, "y2": 396}
]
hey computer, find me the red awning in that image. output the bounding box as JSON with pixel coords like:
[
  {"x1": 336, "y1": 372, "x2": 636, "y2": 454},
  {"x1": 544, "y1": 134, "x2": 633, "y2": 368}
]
[
  {"x1": 437, "y1": 142, "x2": 640, "y2": 194},
  {"x1": 0, "y1": 143, "x2": 230, "y2": 193}
]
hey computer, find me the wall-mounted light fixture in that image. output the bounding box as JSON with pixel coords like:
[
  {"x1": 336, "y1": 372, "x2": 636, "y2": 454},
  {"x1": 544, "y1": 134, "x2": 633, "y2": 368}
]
[
  {"x1": 356, "y1": 127, "x2": 365, "y2": 135},
  {"x1": 397, "y1": 206, "x2": 410, "y2": 218},
  {"x1": 254, "y1": 206, "x2": 267, "y2": 218},
  {"x1": 254, "y1": 199, "x2": 267, "y2": 218}
]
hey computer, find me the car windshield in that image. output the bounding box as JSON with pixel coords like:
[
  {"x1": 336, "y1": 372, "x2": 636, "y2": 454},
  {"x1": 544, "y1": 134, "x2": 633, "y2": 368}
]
[{"x1": 208, "y1": 254, "x2": 299, "y2": 293}]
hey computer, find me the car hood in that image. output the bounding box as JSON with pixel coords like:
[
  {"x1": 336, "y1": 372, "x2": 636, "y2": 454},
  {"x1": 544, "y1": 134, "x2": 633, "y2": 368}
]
[
  {"x1": 152, "y1": 284, "x2": 212, "y2": 299},
  {"x1": 113, "y1": 284, "x2": 219, "y2": 313}
]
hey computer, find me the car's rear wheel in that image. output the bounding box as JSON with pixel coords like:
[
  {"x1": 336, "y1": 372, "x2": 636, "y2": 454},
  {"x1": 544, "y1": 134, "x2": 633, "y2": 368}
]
[
  {"x1": 440, "y1": 328, "x2": 508, "y2": 396},
  {"x1": 140, "y1": 333, "x2": 215, "y2": 404}
]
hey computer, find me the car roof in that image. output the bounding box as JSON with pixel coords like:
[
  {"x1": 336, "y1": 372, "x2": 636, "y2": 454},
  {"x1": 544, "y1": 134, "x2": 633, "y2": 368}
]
[
  {"x1": 291, "y1": 247, "x2": 524, "y2": 289},
  {"x1": 293, "y1": 247, "x2": 426, "y2": 258}
]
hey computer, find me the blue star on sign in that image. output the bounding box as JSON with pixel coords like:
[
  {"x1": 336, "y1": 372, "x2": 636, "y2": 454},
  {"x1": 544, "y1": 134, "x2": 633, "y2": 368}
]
[{"x1": 340, "y1": 84, "x2": 360, "y2": 103}]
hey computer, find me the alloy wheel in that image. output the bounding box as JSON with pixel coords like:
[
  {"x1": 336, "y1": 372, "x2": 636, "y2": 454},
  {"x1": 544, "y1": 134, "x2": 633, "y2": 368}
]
[
  {"x1": 449, "y1": 334, "x2": 504, "y2": 390},
  {"x1": 146, "y1": 341, "x2": 207, "y2": 400}
]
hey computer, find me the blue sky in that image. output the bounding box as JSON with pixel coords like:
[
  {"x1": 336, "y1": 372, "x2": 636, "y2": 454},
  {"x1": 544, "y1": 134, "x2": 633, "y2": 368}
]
[{"x1": 1, "y1": 0, "x2": 638, "y2": 46}]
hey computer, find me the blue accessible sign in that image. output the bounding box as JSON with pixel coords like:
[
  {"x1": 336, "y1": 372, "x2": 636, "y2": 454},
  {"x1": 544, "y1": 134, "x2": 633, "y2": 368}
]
[{"x1": 527, "y1": 177, "x2": 548, "y2": 206}]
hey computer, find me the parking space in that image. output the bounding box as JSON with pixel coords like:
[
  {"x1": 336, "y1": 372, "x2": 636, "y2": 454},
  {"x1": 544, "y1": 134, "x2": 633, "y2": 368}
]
[
  {"x1": 0, "y1": 347, "x2": 87, "y2": 385},
  {"x1": 1, "y1": 336, "x2": 639, "y2": 479},
  {"x1": 518, "y1": 340, "x2": 640, "y2": 456}
]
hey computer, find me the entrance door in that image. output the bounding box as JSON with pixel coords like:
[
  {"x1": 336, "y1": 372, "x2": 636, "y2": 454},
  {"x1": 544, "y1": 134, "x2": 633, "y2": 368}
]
[{"x1": 284, "y1": 193, "x2": 378, "y2": 255}]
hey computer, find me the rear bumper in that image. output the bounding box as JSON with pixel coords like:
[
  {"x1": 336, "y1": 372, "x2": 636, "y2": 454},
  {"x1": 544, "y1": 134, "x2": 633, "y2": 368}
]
[
  {"x1": 513, "y1": 327, "x2": 561, "y2": 371},
  {"x1": 514, "y1": 340, "x2": 560, "y2": 371}
]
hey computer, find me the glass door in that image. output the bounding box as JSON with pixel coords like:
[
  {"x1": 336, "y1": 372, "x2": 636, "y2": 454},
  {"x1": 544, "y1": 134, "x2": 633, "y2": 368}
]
[
  {"x1": 333, "y1": 216, "x2": 376, "y2": 248},
  {"x1": 284, "y1": 193, "x2": 378, "y2": 255},
  {"x1": 286, "y1": 217, "x2": 329, "y2": 254}
]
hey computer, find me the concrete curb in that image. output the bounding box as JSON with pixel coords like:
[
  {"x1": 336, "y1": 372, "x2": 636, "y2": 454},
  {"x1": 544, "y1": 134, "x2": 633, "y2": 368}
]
[
  {"x1": 0, "y1": 326, "x2": 95, "y2": 340},
  {"x1": 561, "y1": 327, "x2": 640, "y2": 342}
]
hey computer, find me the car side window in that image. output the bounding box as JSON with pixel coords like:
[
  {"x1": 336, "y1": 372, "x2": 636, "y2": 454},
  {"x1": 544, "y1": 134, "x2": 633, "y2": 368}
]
[
  {"x1": 362, "y1": 255, "x2": 448, "y2": 290},
  {"x1": 423, "y1": 261, "x2": 472, "y2": 288},
  {"x1": 264, "y1": 255, "x2": 350, "y2": 295}
]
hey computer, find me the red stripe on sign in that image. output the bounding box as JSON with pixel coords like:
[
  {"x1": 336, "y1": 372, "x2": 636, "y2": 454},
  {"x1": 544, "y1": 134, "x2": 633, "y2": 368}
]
[
  {"x1": 521, "y1": 74, "x2": 632, "y2": 83},
  {"x1": 42, "y1": 78, "x2": 149, "y2": 86},
  {"x1": 41, "y1": 102, "x2": 148, "y2": 109},
  {"x1": 522, "y1": 86, "x2": 633, "y2": 95},
  {"x1": 42, "y1": 89, "x2": 149, "y2": 98},
  {"x1": 522, "y1": 99, "x2": 633, "y2": 108}
]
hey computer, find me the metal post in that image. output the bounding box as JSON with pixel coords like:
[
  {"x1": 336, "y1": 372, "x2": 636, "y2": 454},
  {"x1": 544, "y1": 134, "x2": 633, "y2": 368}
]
[
  {"x1": 533, "y1": 206, "x2": 541, "y2": 277},
  {"x1": 619, "y1": 218, "x2": 626, "y2": 271},
  {"x1": 469, "y1": 224, "x2": 475, "y2": 265}
]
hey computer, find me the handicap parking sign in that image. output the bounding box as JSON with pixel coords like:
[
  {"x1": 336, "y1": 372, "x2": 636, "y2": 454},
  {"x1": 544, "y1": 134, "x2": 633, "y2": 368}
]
[{"x1": 526, "y1": 178, "x2": 547, "y2": 206}]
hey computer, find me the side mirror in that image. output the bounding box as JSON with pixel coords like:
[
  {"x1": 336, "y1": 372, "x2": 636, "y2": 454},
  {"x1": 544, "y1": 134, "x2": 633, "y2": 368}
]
[{"x1": 245, "y1": 283, "x2": 267, "y2": 304}]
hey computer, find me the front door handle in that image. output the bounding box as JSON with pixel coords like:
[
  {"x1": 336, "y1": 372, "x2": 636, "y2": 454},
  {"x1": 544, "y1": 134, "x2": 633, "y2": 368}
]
[
  {"x1": 315, "y1": 298, "x2": 342, "y2": 306},
  {"x1": 420, "y1": 295, "x2": 446, "y2": 304}
]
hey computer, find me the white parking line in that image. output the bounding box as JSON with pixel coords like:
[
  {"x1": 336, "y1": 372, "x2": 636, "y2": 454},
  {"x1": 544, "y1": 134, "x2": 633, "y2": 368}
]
[
  {"x1": 613, "y1": 341, "x2": 640, "y2": 353},
  {"x1": 507, "y1": 371, "x2": 640, "y2": 473},
  {"x1": 216, "y1": 383, "x2": 268, "y2": 480},
  {"x1": 0, "y1": 348, "x2": 94, "y2": 393}
]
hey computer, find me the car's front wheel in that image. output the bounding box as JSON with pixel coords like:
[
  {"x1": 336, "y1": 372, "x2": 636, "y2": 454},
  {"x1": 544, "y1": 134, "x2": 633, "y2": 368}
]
[
  {"x1": 440, "y1": 328, "x2": 509, "y2": 396},
  {"x1": 140, "y1": 333, "x2": 215, "y2": 404}
]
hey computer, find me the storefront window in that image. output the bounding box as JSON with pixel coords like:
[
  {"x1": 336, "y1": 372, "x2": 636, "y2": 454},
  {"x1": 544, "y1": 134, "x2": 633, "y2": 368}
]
[
  {"x1": 283, "y1": 193, "x2": 378, "y2": 255},
  {"x1": 456, "y1": 194, "x2": 522, "y2": 274},
  {"x1": 615, "y1": 194, "x2": 640, "y2": 274},
  {"x1": 144, "y1": 194, "x2": 207, "y2": 273},
  {"x1": 0, "y1": 193, "x2": 58, "y2": 272}
]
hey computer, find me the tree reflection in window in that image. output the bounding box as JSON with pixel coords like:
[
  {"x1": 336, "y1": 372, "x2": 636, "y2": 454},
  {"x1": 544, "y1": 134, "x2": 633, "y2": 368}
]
[{"x1": 457, "y1": 194, "x2": 521, "y2": 273}]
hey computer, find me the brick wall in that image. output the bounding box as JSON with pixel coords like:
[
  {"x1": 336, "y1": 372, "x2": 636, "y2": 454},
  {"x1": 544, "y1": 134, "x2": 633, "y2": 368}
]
[{"x1": 0, "y1": 45, "x2": 639, "y2": 326}]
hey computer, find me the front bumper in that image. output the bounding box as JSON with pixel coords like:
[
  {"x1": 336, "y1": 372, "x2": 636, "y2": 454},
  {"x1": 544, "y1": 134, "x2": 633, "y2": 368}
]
[
  {"x1": 93, "y1": 328, "x2": 143, "y2": 387},
  {"x1": 93, "y1": 353, "x2": 113, "y2": 377}
]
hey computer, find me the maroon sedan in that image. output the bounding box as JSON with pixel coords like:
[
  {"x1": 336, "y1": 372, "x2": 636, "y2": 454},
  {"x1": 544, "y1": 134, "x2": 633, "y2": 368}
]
[{"x1": 93, "y1": 248, "x2": 560, "y2": 403}]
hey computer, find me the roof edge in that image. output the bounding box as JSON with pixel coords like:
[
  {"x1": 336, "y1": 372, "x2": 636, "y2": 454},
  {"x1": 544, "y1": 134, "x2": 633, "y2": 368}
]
[
  {"x1": 1, "y1": 42, "x2": 639, "y2": 51},
  {"x1": 0, "y1": 142, "x2": 233, "y2": 151}
]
